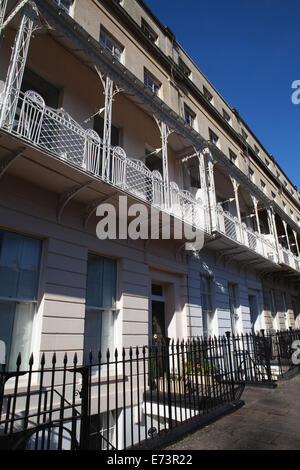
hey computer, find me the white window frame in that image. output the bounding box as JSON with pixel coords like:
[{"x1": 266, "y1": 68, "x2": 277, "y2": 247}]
[
  {"x1": 228, "y1": 283, "x2": 241, "y2": 336},
  {"x1": 141, "y1": 18, "x2": 158, "y2": 44},
  {"x1": 223, "y1": 109, "x2": 231, "y2": 124},
  {"x1": 209, "y1": 128, "x2": 219, "y2": 147},
  {"x1": 184, "y1": 105, "x2": 196, "y2": 128},
  {"x1": 144, "y1": 70, "x2": 161, "y2": 96},
  {"x1": 100, "y1": 28, "x2": 124, "y2": 62},
  {"x1": 203, "y1": 86, "x2": 213, "y2": 103},
  {"x1": 84, "y1": 254, "x2": 119, "y2": 369},
  {"x1": 200, "y1": 275, "x2": 214, "y2": 338},
  {"x1": 0, "y1": 229, "x2": 43, "y2": 371}
]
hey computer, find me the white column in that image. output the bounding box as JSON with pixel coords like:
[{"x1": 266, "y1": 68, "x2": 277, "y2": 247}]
[
  {"x1": 154, "y1": 116, "x2": 173, "y2": 208},
  {"x1": 0, "y1": 0, "x2": 8, "y2": 37},
  {"x1": 282, "y1": 220, "x2": 291, "y2": 252},
  {"x1": 195, "y1": 147, "x2": 210, "y2": 232},
  {"x1": 293, "y1": 230, "x2": 300, "y2": 257},
  {"x1": 204, "y1": 147, "x2": 217, "y2": 230},
  {"x1": 102, "y1": 73, "x2": 114, "y2": 180},
  {"x1": 230, "y1": 176, "x2": 241, "y2": 225},
  {"x1": 0, "y1": 4, "x2": 35, "y2": 129},
  {"x1": 269, "y1": 207, "x2": 280, "y2": 261},
  {"x1": 251, "y1": 195, "x2": 261, "y2": 235}
]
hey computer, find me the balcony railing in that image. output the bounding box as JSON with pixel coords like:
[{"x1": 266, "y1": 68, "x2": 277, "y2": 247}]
[
  {"x1": 216, "y1": 206, "x2": 281, "y2": 265},
  {"x1": 279, "y1": 245, "x2": 300, "y2": 271},
  {"x1": 0, "y1": 89, "x2": 209, "y2": 234}
]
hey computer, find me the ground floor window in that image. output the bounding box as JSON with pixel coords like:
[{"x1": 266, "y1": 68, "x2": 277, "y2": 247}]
[
  {"x1": 83, "y1": 253, "x2": 117, "y2": 365},
  {"x1": 200, "y1": 275, "x2": 214, "y2": 338},
  {"x1": 269, "y1": 289, "x2": 277, "y2": 331},
  {"x1": 0, "y1": 229, "x2": 42, "y2": 369},
  {"x1": 228, "y1": 283, "x2": 240, "y2": 336}
]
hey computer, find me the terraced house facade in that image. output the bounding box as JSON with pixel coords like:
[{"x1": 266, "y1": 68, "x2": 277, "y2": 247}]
[{"x1": 0, "y1": 0, "x2": 299, "y2": 373}]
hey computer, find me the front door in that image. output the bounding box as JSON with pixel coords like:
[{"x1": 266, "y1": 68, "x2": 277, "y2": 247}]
[{"x1": 152, "y1": 300, "x2": 165, "y2": 345}]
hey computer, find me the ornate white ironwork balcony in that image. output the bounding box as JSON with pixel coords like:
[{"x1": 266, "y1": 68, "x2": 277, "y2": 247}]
[
  {"x1": 0, "y1": 89, "x2": 209, "y2": 235},
  {"x1": 215, "y1": 205, "x2": 294, "y2": 267}
]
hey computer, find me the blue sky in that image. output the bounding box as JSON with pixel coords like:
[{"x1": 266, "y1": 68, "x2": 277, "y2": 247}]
[{"x1": 145, "y1": 0, "x2": 300, "y2": 189}]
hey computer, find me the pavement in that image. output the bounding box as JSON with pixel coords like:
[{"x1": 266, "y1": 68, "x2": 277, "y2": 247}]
[{"x1": 165, "y1": 373, "x2": 300, "y2": 450}]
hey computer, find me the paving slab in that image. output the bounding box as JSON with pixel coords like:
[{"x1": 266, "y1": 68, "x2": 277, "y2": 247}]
[{"x1": 165, "y1": 374, "x2": 300, "y2": 451}]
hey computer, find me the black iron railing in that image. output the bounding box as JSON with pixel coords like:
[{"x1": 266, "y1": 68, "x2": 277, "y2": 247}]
[
  {"x1": 0, "y1": 335, "x2": 244, "y2": 451},
  {"x1": 230, "y1": 328, "x2": 300, "y2": 384},
  {"x1": 0, "y1": 329, "x2": 299, "y2": 450}
]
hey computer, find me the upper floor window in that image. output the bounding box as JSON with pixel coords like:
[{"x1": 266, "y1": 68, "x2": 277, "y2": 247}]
[
  {"x1": 179, "y1": 58, "x2": 191, "y2": 78},
  {"x1": 209, "y1": 128, "x2": 219, "y2": 146},
  {"x1": 254, "y1": 145, "x2": 260, "y2": 155},
  {"x1": 203, "y1": 86, "x2": 213, "y2": 103},
  {"x1": 0, "y1": 229, "x2": 42, "y2": 370},
  {"x1": 21, "y1": 67, "x2": 60, "y2": 108},
  {"x1": 144, "y1": 69, "x2": 161, "y2": 96},
  {"x1": 229, "y1": 149, "x2": 237, "y2": 165},
  {"x1": 100, "y1": 28, "x2": 124, "y2": 62},
  {"x1": 94, "y1": 116, "x2": 120, "y2": 147},
  {"x1": 145, "y1": 148, "x2": 163, "y2": 175},
  {"x1": 271, "y1": 191, "x2": 276, "y2": 200},
  {"x1": 184, "y1": 105, "x2": 196, "y2": 128},
  {"x1": 241, "y1": 129, "x2": 248, "y2": 141},
  {"x1": 260, "y1": 180, "x2": 266, "y2": 192},
  {"x1": 83, "y1": 254, "x2": 117, "y2": 365},
  {"x1": 265, "y1": 159, "x2": 270, "y2": 167},
  {"x1": 249, "y1": 167, "x2": 254, "y2": 182},
  {"x1": 223, "y1": 109, "x2": 231, "y2": 124},
  {"x1": 141, "y1": 18, "x2": 158, "y2": 44}
]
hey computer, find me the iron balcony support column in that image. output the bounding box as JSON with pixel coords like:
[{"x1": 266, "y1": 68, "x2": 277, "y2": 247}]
[
  {"x1": 282, "y1": 220, "x2": 291, "y2": 252},
  {"x1": 230, "y1": 176, "x2": 242, "y2": 226},
  {"x1": 0, "y1": 3, "x2": 35, "y2": 130},
  {"x1": 102, "y1": 72, "x2": 114, "y2": 180},
  {"x1": 204, "y1": 147, "x2": 218, "y2": 230},
  {"x1": 196, "y1": 147, "x2": 210, "y2": 232},
  {"x1": 154, "y1": 116, "x2": 173, "y2": 209},
  {"x1": 293, "y1": 230, "x2": 300, "y2": 257},
  {"x1": 251, "y1": 195, "x2": 264, "y2": 256},
  {"x1": 268, "y1": 207, "x2": 280, "y2": 262},
  {"x1": 0, "y1": 0, "x2": 8, "y2": 37},
  {"x1": 95, "y1": 69, "x2": 122, "y2": 181}
]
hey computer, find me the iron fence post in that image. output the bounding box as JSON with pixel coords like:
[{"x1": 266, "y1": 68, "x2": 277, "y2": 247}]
[
  {"x1": 165, "y1": 338, "x2": 173, "y2": 429},
  {"x1": 225, "y1": 332, "x2": 235, "y2": 399},
  {"x1": 261, "y1": 329, "x2": 272, "y2": 382},
  {"x1": 78, "y1": 366, "x2": 90, "y2": 451}
]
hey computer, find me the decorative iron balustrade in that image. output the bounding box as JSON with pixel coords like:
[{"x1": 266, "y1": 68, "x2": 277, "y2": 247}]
[
  {"x1": 0, "y1": 89, "x2": 209, "y2": 234},
  {"x1": 279, "y1": 245, "x2": 300, "y2": 271},
  {"x1": 216, "y1": 206, "x2": 285, "y2": 266}
]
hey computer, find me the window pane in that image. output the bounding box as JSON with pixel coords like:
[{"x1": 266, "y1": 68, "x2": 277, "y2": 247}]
[
  {"x1": 83, "y1": 309, "x2": 102, "y2": 364},
  {"x1": 101, "y1": 311, "x2": 114, "y2": 358},
  {"x1": 102, "y1": 258, "x2": 116, "y2": 309},
  {"x1": 9, "y1": 302, "x2": 35, "y2": 370},
  {"x1": 0, "y1": 230, "x2": 41, "y2": 300},
  {"x1": 0, "y1": 301, "x2": 35, "y2": 370},
  {"x1": 86, "y1": 254, "x2": 104, "y2": 307},
  {"x1": 0, "y1": 301, "x2": 15, "y2": 364}
]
